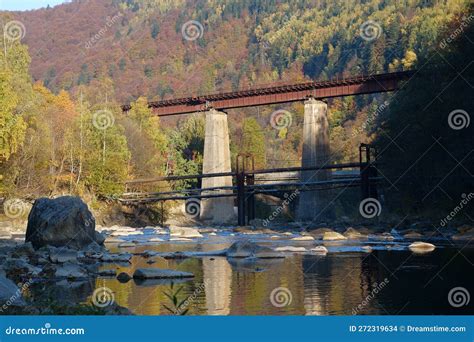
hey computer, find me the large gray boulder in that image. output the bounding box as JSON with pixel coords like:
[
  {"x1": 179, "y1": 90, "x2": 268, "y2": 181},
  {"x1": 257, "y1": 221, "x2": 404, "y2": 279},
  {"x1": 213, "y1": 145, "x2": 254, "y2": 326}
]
[
  {"x1": 226, "y1": 240, "x2": 284, "y2": 259},
  {"x1": 26, "y1": 196, "x2": 100, "y2": 250}
]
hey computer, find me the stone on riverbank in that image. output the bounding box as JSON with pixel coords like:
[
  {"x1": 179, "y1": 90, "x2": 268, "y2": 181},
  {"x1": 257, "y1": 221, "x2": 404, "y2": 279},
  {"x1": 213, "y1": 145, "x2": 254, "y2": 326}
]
[
  {"x1": 0, "y1": 273, "x2": 26, "y2": 306},
  {"x1": 133, "y1": 268, "x2": 194, "y2": 279},
  {"x1": 169, "y1": 237, "x2": 193, "y2": 242},
  {"x1": 117, "y1": 272, "x2": 132, "y2": 283},
  {"x1": 169, "y1": 226, "x2": 203, "y2": 238},
  {"x1": 11, "y1": 243, "x2": 35, "y2": 259},
  {"x1": 408, "y1": 242, "x2": 436, "y2": 253},
  {"x1": 323, "y1": 232, "x2": 347, "y2": 241},
  {"x1": 274, "y1": 246, "x2": 307, "y2": 252},
  {"x1": 105, "y1": 237, "x2": 125, "y2": 243},
  {"x1": 96, "y1": 269, "x2": 117, "y2": 277},
  {"x1": 54, "y1": 263, "x2": 88, "y2": 279},
  {"x1": 118, "y1": 242, "x2": 136, "y2": 248},
  {"x1": 226, "y1": 241, "x2": 284, "y2": 258},
  {"x1": 308, "y1": 228, "x2": 334, "y2": 239},
  {"x1": 25, "y1": 196, "x2": 100, "y2": 250},
  {"x1": 371, "y1": 233, "x2": 395, "y2": 241},
  {"x1": 3, "y1": 258, "x2": 42, "y2": 277},
  {"x1": 49, "y1": 249, "x2": 78, "y2": 263},
  {"x1": 100, "y1": 253, "x2": 132, "y2": 263},
  {"x1": 343, "y1": 228, "x2": 367, "y2": 239},
  {"x1": 291, "y1": 236, "x2": 315, "y2": 241},
  {"x1": 310, "y1": 246, "x2": 329, "y2": 255}
]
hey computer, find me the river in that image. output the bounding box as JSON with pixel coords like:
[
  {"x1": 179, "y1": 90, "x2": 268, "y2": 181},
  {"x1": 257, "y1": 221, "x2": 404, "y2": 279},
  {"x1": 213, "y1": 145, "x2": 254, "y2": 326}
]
[{"x1": 72, "y1": 230, "x2": 474, "y2": 315}]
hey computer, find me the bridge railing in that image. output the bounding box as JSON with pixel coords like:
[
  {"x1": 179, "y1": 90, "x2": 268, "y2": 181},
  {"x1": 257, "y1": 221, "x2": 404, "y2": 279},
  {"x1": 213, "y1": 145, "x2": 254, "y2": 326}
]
[{"x1": 119, "y1": 144, "x2": 380, "y2": 225}]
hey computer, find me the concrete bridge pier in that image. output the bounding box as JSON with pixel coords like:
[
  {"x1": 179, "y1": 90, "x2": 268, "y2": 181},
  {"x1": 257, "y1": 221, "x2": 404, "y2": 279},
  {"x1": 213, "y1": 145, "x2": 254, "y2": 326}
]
[
  {"x1": 297, "y1": 98, "x2": 333, "y2": 222},
  {"x1": 200, "y1": 109, "x2": 236, "y2": 223}
]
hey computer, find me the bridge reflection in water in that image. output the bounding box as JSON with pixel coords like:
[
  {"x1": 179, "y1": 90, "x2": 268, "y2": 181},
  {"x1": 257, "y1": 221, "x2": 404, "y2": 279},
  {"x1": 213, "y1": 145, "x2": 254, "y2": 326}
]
[{"x1": 81, "y1": 241, "x2": 472, "y2": 315}]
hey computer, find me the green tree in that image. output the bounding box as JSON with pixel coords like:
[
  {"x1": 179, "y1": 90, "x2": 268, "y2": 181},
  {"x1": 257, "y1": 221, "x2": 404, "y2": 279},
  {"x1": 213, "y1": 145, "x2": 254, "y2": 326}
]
[
  {"x1": 0, "y1": 71, "x2": 26, "y2": 161},
  {"x1": 151, "y1": 20, "x2": 160, "y2": 39},
  {"x1": 126, "y1": 97, "x2": 168, "y2": 178},
  {"x1": 240, "y1": 117, "x2": 266, "y2": 169}
]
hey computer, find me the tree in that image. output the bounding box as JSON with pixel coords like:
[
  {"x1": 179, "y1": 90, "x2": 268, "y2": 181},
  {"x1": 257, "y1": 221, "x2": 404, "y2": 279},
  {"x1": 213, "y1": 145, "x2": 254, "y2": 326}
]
[
  {"x1": 0, "y1": 71, "x2": 26, "y2": 161},
  {"x1": 126, "y1": 97, "x2": 168, "y2": 178},
  {"x1": 151, "y1": 20, "x2": 160, "y2": 39},
  {"x1": 240, "y1": 117, "x2": 266, "y2": 169},
  {"x1": 374, "y1": 18, "x2": 474, "y2": 216}
]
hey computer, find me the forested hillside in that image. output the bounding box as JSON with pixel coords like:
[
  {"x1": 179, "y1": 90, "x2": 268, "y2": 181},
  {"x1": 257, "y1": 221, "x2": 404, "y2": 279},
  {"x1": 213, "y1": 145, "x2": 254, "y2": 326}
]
[
  {"x1": 15, "y1": 0, "x2": 467, "y2": 100},
  {"x1": 0, "y1": 0, "x2": 471, "y2": 219}
]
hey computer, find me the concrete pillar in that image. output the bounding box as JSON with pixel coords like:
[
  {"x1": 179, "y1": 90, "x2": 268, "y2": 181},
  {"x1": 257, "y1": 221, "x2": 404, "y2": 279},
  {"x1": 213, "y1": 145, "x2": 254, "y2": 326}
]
[
  {"x1": 297, "y1": 98, "x2": 333, "y2": 222},
  {"x1": 200, "y1": 109, "x2": 236, "y2": 223}
]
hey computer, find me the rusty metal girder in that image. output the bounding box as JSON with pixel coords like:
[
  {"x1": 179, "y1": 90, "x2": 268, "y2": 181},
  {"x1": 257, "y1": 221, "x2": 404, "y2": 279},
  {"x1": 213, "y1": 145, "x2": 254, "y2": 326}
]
[{"x1": 122, "y1": 70, "x2": 415, "y2": 116}]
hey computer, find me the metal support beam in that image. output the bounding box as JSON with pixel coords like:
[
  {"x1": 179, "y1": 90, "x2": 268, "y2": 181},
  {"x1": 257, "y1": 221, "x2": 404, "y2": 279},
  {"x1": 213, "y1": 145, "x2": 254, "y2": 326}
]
[{"x1": 122, "y1": 71, "x2": 415, "y2": 116}]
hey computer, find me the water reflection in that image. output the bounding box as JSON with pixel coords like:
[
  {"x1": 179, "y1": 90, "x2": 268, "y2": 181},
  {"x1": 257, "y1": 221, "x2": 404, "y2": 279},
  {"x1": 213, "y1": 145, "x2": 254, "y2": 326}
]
[
  {"x1": 203, "y1": 257, "x2": 231, "y2": 315},
  {"x1": 60, "y1": 242, "x2": 472, "y2": 315}
]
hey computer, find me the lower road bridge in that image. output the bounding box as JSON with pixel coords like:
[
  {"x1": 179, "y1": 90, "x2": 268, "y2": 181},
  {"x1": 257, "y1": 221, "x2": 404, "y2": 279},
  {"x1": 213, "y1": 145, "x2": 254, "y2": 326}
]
[{"x1": 120, "y1": 145, "x2": 380, "y2": 226}]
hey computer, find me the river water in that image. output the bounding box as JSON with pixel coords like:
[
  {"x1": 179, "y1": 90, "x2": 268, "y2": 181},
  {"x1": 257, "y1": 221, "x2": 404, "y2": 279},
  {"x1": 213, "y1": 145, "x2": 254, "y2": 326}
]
[{"x1": 79, "y1": 230, "x2": 473, "y2": 315}]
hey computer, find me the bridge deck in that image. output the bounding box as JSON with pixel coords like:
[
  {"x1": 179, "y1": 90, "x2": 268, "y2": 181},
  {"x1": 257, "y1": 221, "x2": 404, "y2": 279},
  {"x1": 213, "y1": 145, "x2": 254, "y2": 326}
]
[{"x1": 122, "y1": 70, "x2": 415, "y2": 116}]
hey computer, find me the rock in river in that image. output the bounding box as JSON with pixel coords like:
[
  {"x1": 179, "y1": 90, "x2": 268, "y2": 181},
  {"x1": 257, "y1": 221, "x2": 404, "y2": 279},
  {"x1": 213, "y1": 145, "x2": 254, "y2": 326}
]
[
  {"x1": 408, "y1": 242, "x2": 436, "y2": 253},
  {"x1": 226, "y1": 241, "x2": 284, "y2": 258},
  {"x1": 54, "y1": 263, "x2": 88, "y2": 279},
  {"x1": 403, "y1": 232, "x2": 423, "y2": 239},
  {"x1": 117, "y1": 272, "x2": 132, "y2": 283},
  {"x1": 343, "y1": 228, "x2": 367, "y2": 239},
  {"x1": 274, "y1": 246, "x2": 307, "y2": 252},
  {"x1": 100, "y1": 253, "x2": 132, "y2": 263},
  {"x1": 96, "y1": 269, "x2": 117, "y2": 277},
  {"x1": 49, "y1": 249, "x2": 78, "y2": 263},
  {"x1": 323, "y1": 232, "x2": 347, "y2": 241},
  {"x1": 133, "y1": 268, "x2": 194, "y2": 279},
  {"x1": 169, "y1": 226, "x2": 203, "y2": 238},
  {"x1": 291, "y1": 236, "x2": 315, "y2": 241},
  {"x1": 311, "y1": 246, "x2": 329, "y2": 255},
  {"x1": 25, "y1": 196, "x2": 101, "y2": 250}
]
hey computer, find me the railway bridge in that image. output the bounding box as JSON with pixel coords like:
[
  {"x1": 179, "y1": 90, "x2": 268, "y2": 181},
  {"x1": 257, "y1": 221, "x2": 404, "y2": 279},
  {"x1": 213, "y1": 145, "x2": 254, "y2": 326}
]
[{"x1": 121, "y1": 71, "x2": 414, "y2": 225}]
